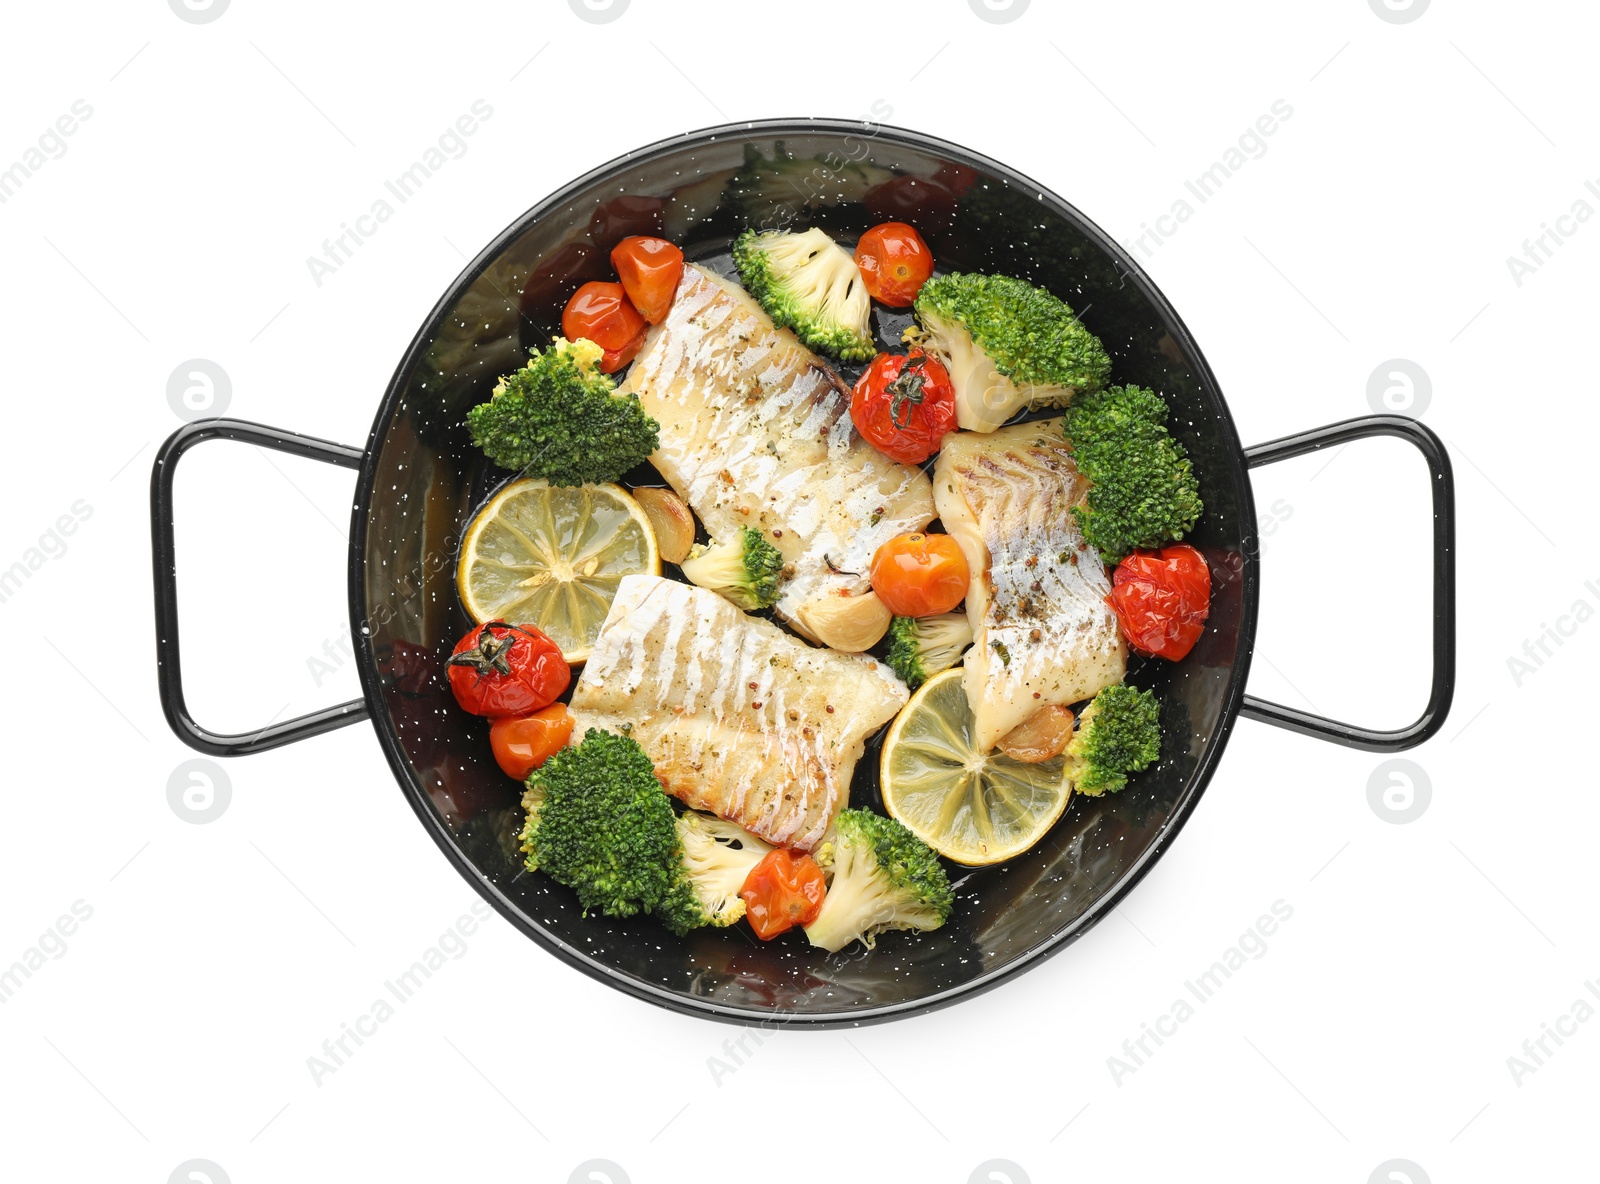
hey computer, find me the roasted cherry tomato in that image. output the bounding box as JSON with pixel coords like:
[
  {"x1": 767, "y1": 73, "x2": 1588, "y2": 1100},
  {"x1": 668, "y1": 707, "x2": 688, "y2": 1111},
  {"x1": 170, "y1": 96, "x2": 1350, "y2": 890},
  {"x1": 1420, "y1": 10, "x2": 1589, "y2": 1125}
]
[
  {"x1": 561, "y1": 280, "x2": 648, "y2": 372},
  {"x1": 489, "y1": 703, "x2": 574, "y2": 779},
  {"x1": 740, "y1": 849, "x2": 826, "y2": 940},
  {"x1": 611, "y1": 236, "x2": 684, "y2": 325},
  {"x1": 854, "y1": 221, "x2": 934, "y2": 307},
  {"x1": 446, "y1": 620, "x2": 570, "y2": 718},
  {"x1": 850, "y1": 350, "x2": 957, "y2": 465},
  {"x1": 1107, "y1": 544, "x2": 1212, "y2": 661},
  {"x1": 870, "y1": 532, "x2": 969, "y2": 617}
]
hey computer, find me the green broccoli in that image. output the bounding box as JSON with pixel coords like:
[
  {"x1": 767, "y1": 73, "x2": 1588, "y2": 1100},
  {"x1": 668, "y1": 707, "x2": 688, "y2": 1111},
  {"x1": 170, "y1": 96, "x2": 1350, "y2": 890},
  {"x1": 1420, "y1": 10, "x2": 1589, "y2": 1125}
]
[
  {"x1": 885, "y1": 612, "x2": 973, "y2": 689},
  {"x1": 732, "y1": 227, "x2": 875, "y2": 361},
  {"x1": 519, "y1": 727, "x2": 681, "y2": 918},
  {"x1": 1063, "y1": 684, "x2": 1161, "y2": 796},
  {"x1": 466, "y1": 337, "x2": 660, "y2": 485},
  {"x1": 679, "y1": 526, "x2": 784, "y2": 610},
  {"x1": 520, "y1": 731, "x2": 779, "y2": 935},
  {"x1": 654, "y1": 812, "x2": 773, "y2": 934},
  {"x1": 803, "y1": 809, "x2": 953, "y2": 953},
  {"x1": 911, "y1": 272, "x2": 1112, "y2": 432},
  {"x1": 1061, "y1": 384, "x2": 1203, "y2": 562}
]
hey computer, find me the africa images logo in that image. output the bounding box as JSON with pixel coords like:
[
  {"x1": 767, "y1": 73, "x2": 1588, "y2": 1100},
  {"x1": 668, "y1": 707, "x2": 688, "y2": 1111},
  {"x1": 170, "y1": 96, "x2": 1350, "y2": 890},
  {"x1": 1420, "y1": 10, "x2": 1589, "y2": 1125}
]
[
  {"x1": 568, "y1": 0, "x2": 630, "y2": 24},
  {"x1": 168, "y1": 0, "x2": 229, "y2": 24},
  {"x1": 1366, "y1": 360, "x2": 1431, "y2": 417},
  {"x1": 169, "y1": 1161, "x2": 229, "y2": 1184},
  {"x1": 968, "y1": 0, "x2": 1030, "y2": 24},
  {"x1": 168, "y1": 759, "x2": 232, "y2": 825},
  {"x1": 167, "y1": 359, "x2": 231, "y2": 421},
  {"x1": 1368, "y1": 0, "x2": 1429, "y2": 24}
]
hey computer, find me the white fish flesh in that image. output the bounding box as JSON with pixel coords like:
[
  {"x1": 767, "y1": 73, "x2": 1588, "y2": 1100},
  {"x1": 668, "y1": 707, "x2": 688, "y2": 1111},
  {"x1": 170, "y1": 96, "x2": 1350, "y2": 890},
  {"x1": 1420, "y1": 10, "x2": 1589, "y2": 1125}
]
[
  {"x1": 933, "y1": 418, "x2": 1126, "y2": 752},
  {"x1": 620, "y1": 265, "x2": 935, "y2": 639},
  {"x1": 567, "y1": 575, "x2": 909, "y2": 850}
]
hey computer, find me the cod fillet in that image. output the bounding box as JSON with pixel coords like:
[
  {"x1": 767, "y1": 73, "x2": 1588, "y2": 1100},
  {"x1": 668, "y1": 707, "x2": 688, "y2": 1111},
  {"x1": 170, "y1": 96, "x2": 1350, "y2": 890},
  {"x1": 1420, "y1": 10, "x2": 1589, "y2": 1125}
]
[
  {"x1": 567, "y1": 575, "x2": 908, "y2": 851},
  {"x1": 933, "y1": 418, "x2": 1126, "y2": 753},
  {"x1": 620, "y1": 264, "x2": 934, "y2": 639}
]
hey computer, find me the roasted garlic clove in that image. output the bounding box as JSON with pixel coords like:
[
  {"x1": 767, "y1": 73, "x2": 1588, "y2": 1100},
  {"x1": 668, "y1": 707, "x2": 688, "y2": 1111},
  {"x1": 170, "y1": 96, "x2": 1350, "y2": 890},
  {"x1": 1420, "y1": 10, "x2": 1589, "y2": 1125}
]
[
  {"x1": 797, "y1": 591, "x2": 892, "y2": 653},
  {"x1": 635, "y1": 486, "x2": 696, "y2": 565},
  {"x1": 998, "y1": 705, "x2": 1075, "y2": 764}
]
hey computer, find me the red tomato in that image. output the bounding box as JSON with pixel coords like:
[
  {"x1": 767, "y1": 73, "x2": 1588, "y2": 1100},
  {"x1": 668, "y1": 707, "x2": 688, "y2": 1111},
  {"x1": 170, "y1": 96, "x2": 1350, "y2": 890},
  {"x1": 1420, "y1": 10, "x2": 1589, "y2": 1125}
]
[
  {"x1": 489, "y1": 704, "x2": 574, "y2": 780},
  {"x1": 740, "y1": 849, "x2": 826, "y2": 940},
  {"x1": 851, "y1": 350, "x2": 957, "y2": 465},
  {"x1": 870, "y1": 532, "x2": 969, "y2": 617},
  {"x1": 611, "y1": 236, "x2": 684, "y2": 324},
  {"x1": 1107, "y1": 544, "x2": 1212, "y2": 661},
  {"x1": 446, "y1": 621, "x2": 570, "y2": 718},
  {"x1": 854, "y1": 221, "x2": 934, "y2": 307},
  {"x1": 561, "y1": 281, "x2": 648, "y2": 373},
  {"x1": 600, "y1": 337, "x2": 646, "y2": 373}
]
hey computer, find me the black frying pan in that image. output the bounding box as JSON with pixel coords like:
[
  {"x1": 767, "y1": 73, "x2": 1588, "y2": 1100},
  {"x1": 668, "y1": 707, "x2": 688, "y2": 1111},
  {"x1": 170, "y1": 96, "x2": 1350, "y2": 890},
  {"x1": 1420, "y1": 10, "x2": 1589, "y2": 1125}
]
[{"x1": 150, "y1": 120, "x2": 1455, "y2": 1026}]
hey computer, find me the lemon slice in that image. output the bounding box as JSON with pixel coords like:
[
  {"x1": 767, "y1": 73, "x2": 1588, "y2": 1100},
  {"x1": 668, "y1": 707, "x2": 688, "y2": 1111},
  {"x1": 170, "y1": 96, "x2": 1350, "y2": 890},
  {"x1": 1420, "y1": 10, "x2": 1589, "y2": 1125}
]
[
  {"x1": 457, "y1": 479, "x2": 659, "y2": 663},
  {"x1": 880, "y1": 668, "x2": 1073, "y2": 866}
]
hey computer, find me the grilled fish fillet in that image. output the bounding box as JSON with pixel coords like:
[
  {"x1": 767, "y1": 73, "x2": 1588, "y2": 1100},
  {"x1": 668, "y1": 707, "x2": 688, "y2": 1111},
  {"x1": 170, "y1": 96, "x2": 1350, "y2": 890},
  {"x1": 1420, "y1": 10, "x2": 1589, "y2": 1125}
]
[
  {"x1": 933, "y1": 418, "x2": 1126, "y2": 753},
  {"x1": 620, "y1": 264, "x2": 935, "y2": 639},
  {"x1": 568, "y1": 575, "x2": 908, "y2": 850}
]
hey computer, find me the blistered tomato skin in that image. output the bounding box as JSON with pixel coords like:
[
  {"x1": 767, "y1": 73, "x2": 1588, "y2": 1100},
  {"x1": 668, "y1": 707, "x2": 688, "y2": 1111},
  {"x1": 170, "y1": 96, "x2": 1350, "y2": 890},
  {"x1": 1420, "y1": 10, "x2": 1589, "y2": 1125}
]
[
  {"x1": 611, "y1": 236, "x2": 684, "y2": 324},
  {"x1": 446, "y1": 621, "x2": 571, "y2": 718},
  {"x1": 854, "y1": 221, "x2": 934, "y2": 307},
  {"x1": 850, "y1": 350, "x2": 957, "y2": 465},
  {"x1": 489, "y1": 704, "x2": 574, "y2": 779},
  {"x1": 1107, "y1": 544, "x2": 1212, "y2": 661},
  {"x1": 562, "y1": 281, "x2": 648, "y2": 372},
  {"x1": 740, "y1": 849, "x2": 827, "y2": 940},
  {"x1": 870, "y1": 532, "x2": 970, "y2": 617}
]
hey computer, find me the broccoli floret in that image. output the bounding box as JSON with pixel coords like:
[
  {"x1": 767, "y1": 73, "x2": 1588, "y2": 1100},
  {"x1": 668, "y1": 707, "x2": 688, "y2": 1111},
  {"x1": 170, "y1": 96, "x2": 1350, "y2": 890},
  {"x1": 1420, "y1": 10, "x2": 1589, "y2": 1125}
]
[
  {"x1": 519, "y1": 727, "x2": 682, "y2": 918},
  {"x1": 911, "y1": 272, "x2": 1111, "y2": 432},
  {"x1": 519, "y1": 729, "x2": 779, "y2": 933},
  {"x1": 1063, "y1": 684, "x2": 1161, "y2": 796},
  {"x1": 1061, "y1": 384, "x2": 1203, "y2": 562},
  {"x1": 732, "y1": 227, "x2": 875, "y2": 361},
  {"x1": 466, "y1": 337, "x2": 660, "y2": 485},
  {"x1": 653, "y1": 812, "x2": 774, "y2": 934},
  {"x1": 803, "y1": 809, "x2": 953, "y2": 953},
  {"x1": 886, "y1": 613, "x2": 973, "y2": 688},
  {"x1": 519, "y1": 731, "x2": 789, "y2": 935},
  {"x1": 679, "y1": 526, "x2": 783, "y2": 610}
]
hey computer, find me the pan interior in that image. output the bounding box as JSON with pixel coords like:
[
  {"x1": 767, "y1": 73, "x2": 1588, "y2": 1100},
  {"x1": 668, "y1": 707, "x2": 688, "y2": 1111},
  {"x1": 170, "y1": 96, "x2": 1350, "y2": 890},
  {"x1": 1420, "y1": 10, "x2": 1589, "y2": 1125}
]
[{"x1": 356, "y1": 122, "x2": 1252, "y2": 1022}]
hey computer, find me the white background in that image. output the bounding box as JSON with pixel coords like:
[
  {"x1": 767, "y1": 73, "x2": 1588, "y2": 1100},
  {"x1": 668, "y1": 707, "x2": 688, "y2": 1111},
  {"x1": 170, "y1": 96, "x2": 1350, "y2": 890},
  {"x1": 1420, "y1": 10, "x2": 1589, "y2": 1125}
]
[{"x1": 1, "y1": 1, "x2": 1593, "y2": 1181}]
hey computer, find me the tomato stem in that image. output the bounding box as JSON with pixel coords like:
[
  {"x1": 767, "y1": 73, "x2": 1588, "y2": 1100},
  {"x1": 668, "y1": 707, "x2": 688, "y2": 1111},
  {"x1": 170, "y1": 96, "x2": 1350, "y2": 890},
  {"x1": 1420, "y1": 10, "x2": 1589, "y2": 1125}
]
[
  {"x1": 886, "y1": 353, "x2": 929, "y2": 429},
  {"x1": 447, "y1": 621, "x2": 532, "y2": 679}
]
